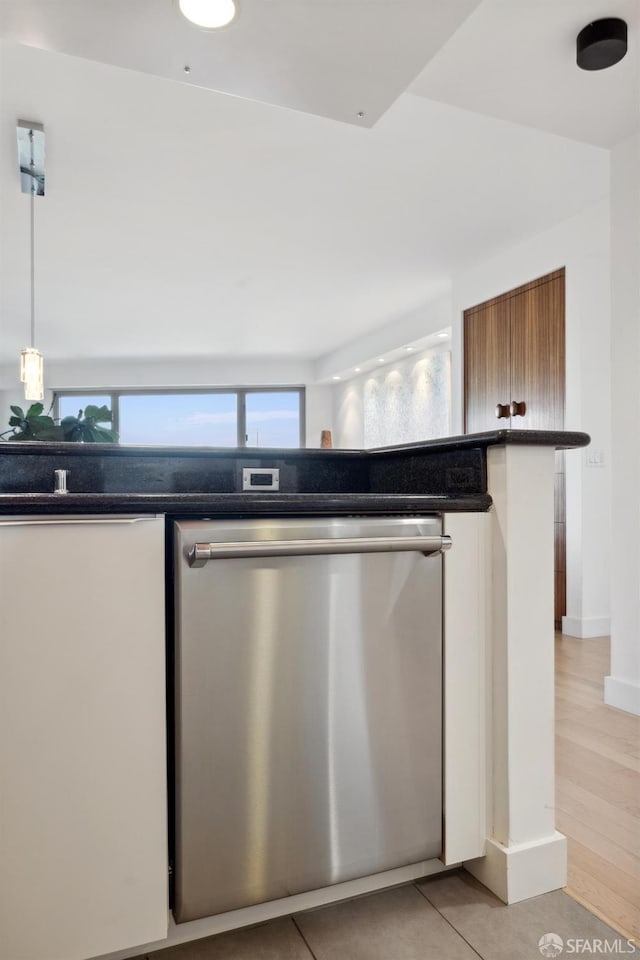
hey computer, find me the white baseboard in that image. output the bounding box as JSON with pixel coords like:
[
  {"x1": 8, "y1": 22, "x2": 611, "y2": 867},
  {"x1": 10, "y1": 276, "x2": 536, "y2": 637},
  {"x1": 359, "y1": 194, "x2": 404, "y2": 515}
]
[
  {"x1": 561, "y1": 616, "x2": 610, "y2": 639},
  {"x1": 463, "y1": 832, "x2": 567, "y2": 904},
  {"x1": 604, "y1": 675, "x2": 640, "y2": 716},
  {"x1": 96, "y1": 858, "x2": 454, "y2": 960}
]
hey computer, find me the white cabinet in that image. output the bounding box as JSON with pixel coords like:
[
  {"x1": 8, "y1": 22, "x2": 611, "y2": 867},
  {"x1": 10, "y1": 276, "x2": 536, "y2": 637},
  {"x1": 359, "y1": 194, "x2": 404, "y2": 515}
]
[{"x1": 0, "y1": 516, "x2": 168, "y2": 960}]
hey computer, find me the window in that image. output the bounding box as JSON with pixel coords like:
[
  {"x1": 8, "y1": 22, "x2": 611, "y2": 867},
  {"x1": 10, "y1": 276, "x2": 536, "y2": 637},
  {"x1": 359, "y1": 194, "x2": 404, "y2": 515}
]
[
  {"x1": 57, "y1": 394, "x2": 112, "y2": 423},
  {"x1": 118, "y1": 393, "x2": 238, "y2": 446},
  {"x1": 53, "y1": 388, "x2": 305, "y2": 448},
  {"x1": 244, "y1": 390, "x2": 302, "y2": 448}
]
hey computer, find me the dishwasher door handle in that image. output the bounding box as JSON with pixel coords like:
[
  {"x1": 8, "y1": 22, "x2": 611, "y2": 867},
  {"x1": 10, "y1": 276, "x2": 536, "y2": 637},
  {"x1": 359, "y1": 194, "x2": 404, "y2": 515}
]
[{"x1": 188, "y1": 534, "x2": 452, "y2": 567}]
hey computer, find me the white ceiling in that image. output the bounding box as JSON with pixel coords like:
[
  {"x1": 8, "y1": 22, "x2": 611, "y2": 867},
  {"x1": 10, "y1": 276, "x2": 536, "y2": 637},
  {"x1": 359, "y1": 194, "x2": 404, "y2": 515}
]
[
  {"x1": 411, "y1": 0, "x2": 640, "y2": 148},
  {"x1": 0, "y1": 0, "x2": 481, "y2": 127},
  {"x1": 0, "y1": 0, "x2": 621, "y2": 368}
]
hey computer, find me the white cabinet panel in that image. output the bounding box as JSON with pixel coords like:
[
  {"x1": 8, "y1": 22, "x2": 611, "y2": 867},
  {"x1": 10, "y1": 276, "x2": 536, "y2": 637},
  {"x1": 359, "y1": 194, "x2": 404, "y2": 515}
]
[
  {"x1": 442, "y1": 511, "x2": 490, "y2": 864},
  {"x1": 0, "y1": 516, "x2": 168, "y2": 960}
]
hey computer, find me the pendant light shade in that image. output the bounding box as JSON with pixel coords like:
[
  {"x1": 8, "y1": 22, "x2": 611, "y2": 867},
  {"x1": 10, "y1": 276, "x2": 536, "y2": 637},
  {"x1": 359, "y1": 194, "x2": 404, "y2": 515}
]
[
  {"x1": 17, "y1": 121, "x2": 46, "y2": 404},
  {"x1": 20, "y1": 347, "x2": 44, "y2": 402}
]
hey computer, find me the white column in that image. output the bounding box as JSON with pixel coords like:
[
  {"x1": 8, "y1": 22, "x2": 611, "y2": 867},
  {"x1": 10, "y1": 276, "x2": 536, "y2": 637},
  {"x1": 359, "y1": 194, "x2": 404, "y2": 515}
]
[
  {"x1": 606, "y1": 133, "x2": 640, "y2": 716},
  {"x1": 465, "y1": 444, "x2": 567, "y2": 903}
]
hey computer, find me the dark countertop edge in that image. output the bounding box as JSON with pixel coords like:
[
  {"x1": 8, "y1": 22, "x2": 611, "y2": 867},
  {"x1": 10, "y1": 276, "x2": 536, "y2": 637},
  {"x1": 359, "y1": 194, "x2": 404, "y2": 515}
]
[
  {"x1": 0, "y1": 429, "x2": 589, "y2": 459},
  {"x1": 0, "y1": 442, "x2": 364, "y2": 459},
  {"x1": 368, "y1": 429, "x2": 590, "y2": 455},
  {"x1": 0, "y1": 493, "x2": 493, "y2": 515}
]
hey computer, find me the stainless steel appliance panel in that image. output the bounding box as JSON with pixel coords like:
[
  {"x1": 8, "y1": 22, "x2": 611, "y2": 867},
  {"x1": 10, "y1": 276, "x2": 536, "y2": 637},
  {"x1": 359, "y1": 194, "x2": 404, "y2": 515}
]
[{"x1": 174, "y1": 517, "x2": 443, "y2": 922}]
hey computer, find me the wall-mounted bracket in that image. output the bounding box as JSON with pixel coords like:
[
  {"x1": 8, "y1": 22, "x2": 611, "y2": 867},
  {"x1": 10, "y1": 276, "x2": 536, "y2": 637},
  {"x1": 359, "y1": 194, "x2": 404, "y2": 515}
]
[{"x1": 17, "y1": 121, "x2": 45, "y2": 196}]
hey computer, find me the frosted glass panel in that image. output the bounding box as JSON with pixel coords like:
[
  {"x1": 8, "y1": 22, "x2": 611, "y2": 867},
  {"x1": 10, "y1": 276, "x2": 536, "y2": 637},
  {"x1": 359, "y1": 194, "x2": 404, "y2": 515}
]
[{"x1": 364, "y1": 351, "x2": 451, "y2": 448}]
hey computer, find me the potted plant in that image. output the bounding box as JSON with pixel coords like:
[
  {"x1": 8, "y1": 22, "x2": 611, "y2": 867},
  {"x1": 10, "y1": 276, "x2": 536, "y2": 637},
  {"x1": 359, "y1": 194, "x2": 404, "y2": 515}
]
[{"x1": 1, "y1": 402, "x2": 118, "y2": 443}]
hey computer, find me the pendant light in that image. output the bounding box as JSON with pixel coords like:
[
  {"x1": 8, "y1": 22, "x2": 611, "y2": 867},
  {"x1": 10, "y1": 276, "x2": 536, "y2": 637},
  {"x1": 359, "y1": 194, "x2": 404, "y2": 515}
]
[{"x1": 17, "y1": 121, "x2": 45, "y2": 402}]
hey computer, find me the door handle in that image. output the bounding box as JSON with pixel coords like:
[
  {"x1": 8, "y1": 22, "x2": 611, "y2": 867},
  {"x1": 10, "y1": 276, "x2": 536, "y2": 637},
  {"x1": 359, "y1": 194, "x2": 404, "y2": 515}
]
[
  {"x1": 510, "y1": 400, "x2": 527, "y2": 417},
  {"x1": 495, "y1": 403, "x2": 510, "y2": 419},
  {"x1": 188, "y1": 535, "x2": 453, "y2": 567},
  {"x1": 0, "y1": 517, "x2": 160, "y2": 527}
]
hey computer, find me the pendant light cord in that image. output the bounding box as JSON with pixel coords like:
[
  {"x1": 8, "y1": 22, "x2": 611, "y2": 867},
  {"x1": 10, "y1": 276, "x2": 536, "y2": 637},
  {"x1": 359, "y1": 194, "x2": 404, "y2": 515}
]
[{"x1": 29, "y1": 128, "x2": 35, "y2": 349}]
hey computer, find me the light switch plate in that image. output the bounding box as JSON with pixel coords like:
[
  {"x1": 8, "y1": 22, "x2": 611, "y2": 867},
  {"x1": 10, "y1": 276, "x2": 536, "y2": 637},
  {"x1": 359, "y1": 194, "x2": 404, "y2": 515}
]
[{"x1": 586, "y1": 450, "x2": 605, "y2": 468}]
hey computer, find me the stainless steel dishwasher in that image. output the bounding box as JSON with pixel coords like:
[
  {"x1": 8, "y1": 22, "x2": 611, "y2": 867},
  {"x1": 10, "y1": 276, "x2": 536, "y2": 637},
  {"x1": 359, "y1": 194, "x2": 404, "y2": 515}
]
[{"x1": 173, "y1": 516, "x2": 450, "y2": 923}]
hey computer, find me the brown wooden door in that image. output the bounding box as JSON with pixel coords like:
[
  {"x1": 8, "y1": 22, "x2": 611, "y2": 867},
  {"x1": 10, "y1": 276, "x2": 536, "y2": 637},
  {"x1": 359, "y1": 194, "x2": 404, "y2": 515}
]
[
  {"x1": 510, "y1": 272, "x2": 565, "y2": 431},
  {"x1": 463, "y1": 268, "x2": 566, "y2": 624},
  {"x1": 463, "y1": 299, "x2": 512, "y2": 433}
]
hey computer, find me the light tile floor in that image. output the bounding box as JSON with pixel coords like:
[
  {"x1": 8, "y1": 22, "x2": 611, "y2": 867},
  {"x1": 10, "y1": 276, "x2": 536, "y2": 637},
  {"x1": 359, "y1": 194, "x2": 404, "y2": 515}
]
[
  {"x1": 136, "y1": 871, "x2": 629, "y2": 960},
  {"x1": 555, "y1": 634, "x2": 640, "y2": 940}
]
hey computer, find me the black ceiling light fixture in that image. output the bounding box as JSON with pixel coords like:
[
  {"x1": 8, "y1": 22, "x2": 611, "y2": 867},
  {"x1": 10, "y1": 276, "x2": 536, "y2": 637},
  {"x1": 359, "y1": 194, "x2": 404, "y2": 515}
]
[{"x1": 577, "y1": 17, "x2": 628, "y2": 70}]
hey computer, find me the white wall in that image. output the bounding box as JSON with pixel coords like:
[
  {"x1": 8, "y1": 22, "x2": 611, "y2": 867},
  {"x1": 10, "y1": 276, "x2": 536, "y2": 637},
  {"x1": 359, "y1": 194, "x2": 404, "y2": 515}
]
[
  {"x1": 450, "y1": 200, "x2": 612, "y2": 639},
  {"x1": 316, "y1": 295, "x2": 451, "y2": 381},
  {"x1": 324, "y1": 293, "x2": 452, "y2": 449},
  {"x1": 0, "y1": 356, "x2": 334, "y2": 448},
  {"x1": 305, "y1": 384, "x2": 334, "y2": 449},
  {"x1": 606, "y1": 133, "x2": 640, "y2": 716},
  {"x1": 333, "y1": 344, "x2": 451, "y2": 449},
  {"x1": 333, "y1": 379, "x2": 365, "y2": 449}
]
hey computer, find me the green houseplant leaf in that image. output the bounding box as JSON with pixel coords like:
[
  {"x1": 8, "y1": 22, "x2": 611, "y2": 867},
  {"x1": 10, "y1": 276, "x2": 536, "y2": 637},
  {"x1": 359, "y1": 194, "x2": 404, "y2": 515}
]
[
  {"x1": 2, "y1": 402, "x2": 117, "y2": 443},
  {"x1": 59, "y1": 407, "x2": 118, "y2": 443},
  {"x1": 83, "y1": 404, "x2": 112, "y2": 423},
  {"x1": 0, "y1": 403, "x2": 63, "y2": 442}
]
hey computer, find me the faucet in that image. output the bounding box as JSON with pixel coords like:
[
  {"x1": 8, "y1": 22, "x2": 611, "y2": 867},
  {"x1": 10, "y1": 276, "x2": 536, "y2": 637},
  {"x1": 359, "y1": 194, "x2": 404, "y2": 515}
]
[{"x1": 53, "y1": 469, "x2": 69, "y2": 495}]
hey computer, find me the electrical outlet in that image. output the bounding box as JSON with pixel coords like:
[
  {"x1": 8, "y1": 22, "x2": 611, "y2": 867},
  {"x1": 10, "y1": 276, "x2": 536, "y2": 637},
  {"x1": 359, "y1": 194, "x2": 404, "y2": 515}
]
[
  {"x1": 242, "y1": 467, "x2": 280, "y2": 490},
  {"x1": 586, "y1": 450, "x2": 605, "y2": 468}
]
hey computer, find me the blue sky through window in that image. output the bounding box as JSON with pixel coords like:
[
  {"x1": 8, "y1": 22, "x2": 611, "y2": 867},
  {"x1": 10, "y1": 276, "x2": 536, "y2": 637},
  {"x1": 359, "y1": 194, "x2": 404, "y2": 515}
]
[
  {"x1": 57, "y1": 395, "x2": 112, "y2": 421},
  {"x1": 55, "y1": 389, "x2": 303, "y2": 446},
  {"x1": 245, "y1": 392, "x2": 300, "y2": 447},
  {"x1": 119, "y1": 393, "x2": 238, "y2": 446}
]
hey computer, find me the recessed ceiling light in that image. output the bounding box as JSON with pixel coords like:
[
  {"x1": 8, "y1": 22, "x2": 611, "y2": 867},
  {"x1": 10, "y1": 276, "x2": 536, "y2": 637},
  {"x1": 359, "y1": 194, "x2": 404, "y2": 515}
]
[
  {"x1": 377, "y1": 358, "x2": 385, "y2": 363},
  {"x1": 354, "y1": 367, "x2": 361, "y2": 373},
  {"x1": 405, "y1": 346, "x2": 415, "y2": 352},
  {"x1": 178, "y1": 0, "x2": 237, "y2": 29},
  {"x1": 436, "y1": 332, "x2": 449, "y2": 339},
  {"x1": 332, "y1": 375, "x2": 341, "y2": 381}
]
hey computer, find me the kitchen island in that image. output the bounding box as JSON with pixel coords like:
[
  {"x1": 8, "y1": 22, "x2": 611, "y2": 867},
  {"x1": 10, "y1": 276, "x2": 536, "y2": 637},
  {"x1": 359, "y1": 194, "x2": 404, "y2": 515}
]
[
  {"x1": 0, "y1": 427, "x2": 585, "y2": 509},
  {"x1": 0, "y1": 430, "x2": 588, "y2": 960}
]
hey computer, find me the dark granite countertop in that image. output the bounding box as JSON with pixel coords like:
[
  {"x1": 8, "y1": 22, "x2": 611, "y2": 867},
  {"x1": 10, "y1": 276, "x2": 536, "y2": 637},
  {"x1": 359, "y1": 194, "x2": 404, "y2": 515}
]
[
  {"x1": 369, "y1": 429, "x2": 590, "y2": 455},
  {"x1": 0, "y1": 442, "x2": 364, "y2": 459},
  {"x1": 0, "y1": 428, "x2": 589, "y2": 460},
  {"x1": 0, "y1": 429, "x2": 587, "y2": 514},
  {"x1": 0, "y1": 492, "x2": 492, "y2": 516}
]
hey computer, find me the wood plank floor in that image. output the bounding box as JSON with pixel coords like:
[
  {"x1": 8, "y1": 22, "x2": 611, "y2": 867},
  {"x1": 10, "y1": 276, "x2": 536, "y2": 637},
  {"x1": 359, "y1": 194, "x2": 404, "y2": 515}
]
[{"x1": 555, "y1": 634, "x2": 640, "y2": 942}]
